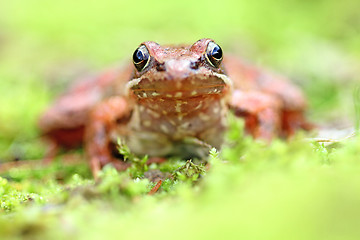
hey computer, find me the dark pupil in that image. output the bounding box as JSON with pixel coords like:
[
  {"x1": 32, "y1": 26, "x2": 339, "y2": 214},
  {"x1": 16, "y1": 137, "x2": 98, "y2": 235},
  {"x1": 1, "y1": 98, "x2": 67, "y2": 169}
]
[
  {"x1": 211, "y1": 45, "x2": 222, "y2": 60},
  {"x1": 133, "y1": 49, "x2": 145, "y2": 64}
]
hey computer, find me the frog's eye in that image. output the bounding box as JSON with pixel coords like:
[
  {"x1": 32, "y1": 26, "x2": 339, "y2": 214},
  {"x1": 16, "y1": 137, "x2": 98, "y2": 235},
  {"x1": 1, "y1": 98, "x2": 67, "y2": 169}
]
[
  {"x1": 133, "y1": 45, "x2": 150, "y2": 72},
  {"x1": 205, "y1": 42, "x2": 223, "y2": 68}
]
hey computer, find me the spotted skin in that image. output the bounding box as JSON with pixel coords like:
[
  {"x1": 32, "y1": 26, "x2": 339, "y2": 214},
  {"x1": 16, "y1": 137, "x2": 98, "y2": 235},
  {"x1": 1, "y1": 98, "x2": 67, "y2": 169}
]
[{"x1": 39, "y1": 38, "x2": 310, "y2": 176}]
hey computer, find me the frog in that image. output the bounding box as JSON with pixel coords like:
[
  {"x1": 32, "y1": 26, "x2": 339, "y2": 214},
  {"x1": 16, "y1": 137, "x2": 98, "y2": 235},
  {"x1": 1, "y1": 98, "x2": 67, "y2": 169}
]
[{"x1": 39, "y1": 38, "x2": 311, "y2": 176}]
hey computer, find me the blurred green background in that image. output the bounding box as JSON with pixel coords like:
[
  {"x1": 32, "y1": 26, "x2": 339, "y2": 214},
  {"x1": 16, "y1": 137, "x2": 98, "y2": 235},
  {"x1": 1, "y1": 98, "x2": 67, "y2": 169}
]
[
  {"x1": 1, "y1": 0, "x2": 360, "y2": 239},
  {"x1": 1, "y1": 0, "x2": 359, "y2": 160}
]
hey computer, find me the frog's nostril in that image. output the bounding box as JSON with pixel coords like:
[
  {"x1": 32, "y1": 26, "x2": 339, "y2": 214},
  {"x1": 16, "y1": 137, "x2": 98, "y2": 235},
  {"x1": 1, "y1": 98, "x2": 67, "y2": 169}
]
[
  {"x1": 190, "y1": 61, "x2": 200, "y2": 70},
  {"x1": 156, "y1": 63, "x2": 166, "y2": 72}
]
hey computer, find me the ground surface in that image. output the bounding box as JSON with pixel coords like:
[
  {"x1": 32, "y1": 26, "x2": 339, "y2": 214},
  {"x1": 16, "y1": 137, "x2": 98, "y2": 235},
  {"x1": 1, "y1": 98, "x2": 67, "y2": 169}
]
[{"x1": 1, "y1": 0, "x2": 360, "y2": 239}]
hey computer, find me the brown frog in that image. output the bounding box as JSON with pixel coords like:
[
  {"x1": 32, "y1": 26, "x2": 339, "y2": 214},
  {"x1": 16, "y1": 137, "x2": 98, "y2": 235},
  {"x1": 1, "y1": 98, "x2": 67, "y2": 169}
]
[{"x1": 39, "y1": 38, "x2": 310, "y2": 176}]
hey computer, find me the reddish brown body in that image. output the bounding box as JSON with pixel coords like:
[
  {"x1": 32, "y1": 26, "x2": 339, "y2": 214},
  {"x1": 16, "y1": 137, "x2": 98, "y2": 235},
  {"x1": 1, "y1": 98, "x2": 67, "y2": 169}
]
[{"x1": 39, "y1": 39, "x2": 310, "y2": 176}]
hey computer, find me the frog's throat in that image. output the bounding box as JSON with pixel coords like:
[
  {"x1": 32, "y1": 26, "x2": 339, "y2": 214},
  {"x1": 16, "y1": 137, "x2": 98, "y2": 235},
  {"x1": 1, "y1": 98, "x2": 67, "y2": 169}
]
[{"x1": 125, "y1": 72, "x2": 233, "y2": 97}]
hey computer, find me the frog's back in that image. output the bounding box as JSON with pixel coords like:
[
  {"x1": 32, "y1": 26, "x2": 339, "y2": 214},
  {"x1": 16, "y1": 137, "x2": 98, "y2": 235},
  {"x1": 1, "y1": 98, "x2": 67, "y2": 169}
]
[
  {"x1": 38, "y1": 64, "x2": 133, "y2": 148},
  {"x1": 224, "y1": 55, "x2": 306, "y2": 111}
]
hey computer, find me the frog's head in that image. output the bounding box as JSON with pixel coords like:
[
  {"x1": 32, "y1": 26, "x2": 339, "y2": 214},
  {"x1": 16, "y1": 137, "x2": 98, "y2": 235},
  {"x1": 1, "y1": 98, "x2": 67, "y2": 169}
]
[{"x1": 126, "y1": 39, "x2": 232, "y2": 100}]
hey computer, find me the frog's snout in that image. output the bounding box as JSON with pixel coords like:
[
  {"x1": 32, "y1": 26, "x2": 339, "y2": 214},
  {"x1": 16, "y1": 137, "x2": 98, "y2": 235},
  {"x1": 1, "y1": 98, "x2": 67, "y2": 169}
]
[{"x1": 162, "y1": 59, "x2": 194, "y2": 79}]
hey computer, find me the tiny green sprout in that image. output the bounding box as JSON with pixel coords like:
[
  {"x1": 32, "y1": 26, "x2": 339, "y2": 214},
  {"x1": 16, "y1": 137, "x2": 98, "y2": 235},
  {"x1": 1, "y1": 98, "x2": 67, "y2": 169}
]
[
  {"x1": 208, "y1": 148, "x2": 221, "y2": 166},
  {"x1": 312, "y1": 142, "x2": 331, "y2": 164},
  {"x1": 117, "y1": 138, "x2": 148, "y2": 177},
  {"x1": 209, "y1": 148, "x2": 219, "y2": 159},
  {"x1": 117, "y1": 138, "x2": 148, "y2": 164},
  {"x1": 172, "y1": 160, "x2": 206, "y2": 182},
  {"x1": 117, "y1": 139, "x2": 134, "y2": 162}
]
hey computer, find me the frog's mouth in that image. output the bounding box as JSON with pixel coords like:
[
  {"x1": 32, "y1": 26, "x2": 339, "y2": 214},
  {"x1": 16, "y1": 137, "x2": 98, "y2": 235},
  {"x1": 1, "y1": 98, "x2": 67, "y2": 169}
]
[{"x1": 126, "y1": 72, "x2": 232, "y2": 99}]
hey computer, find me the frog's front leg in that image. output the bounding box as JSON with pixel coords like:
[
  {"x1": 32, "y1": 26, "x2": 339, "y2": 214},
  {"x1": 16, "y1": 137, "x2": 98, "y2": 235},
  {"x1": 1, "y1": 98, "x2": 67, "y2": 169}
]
[
  {"x1": 229, "y1": 90, "x2": 282, "y2": 141},
  {"x1": 85, "y1": 96, "x2": 132, "y2": 177}
]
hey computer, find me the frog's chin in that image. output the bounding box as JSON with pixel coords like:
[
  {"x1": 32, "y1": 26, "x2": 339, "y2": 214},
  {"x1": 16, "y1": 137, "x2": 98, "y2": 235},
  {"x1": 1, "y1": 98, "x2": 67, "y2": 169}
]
[{"x1": 126, "y1": 72, "x2": 233, "y2": 99}]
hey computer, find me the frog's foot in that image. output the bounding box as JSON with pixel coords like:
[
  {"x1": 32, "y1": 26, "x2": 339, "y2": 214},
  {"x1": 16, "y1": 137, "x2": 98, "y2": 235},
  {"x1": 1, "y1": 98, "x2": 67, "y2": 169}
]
[
  {"x1": 42, "y1": 140, "x2": 59, "y2": 164},
  {"x1": 230, "y1": 90, "x2": 282, "y2": 141},
  {"x1": 89, "y1": 156, "x2": 131, "y2": 178},
  {"x1": 281, "y1": 110, "x2": 314, "y2": 137},
  {"x1": 230, "y1": 90, "x2": 312, "y2": 140},
  {"x1": 85, "y1": 96, "x2": 133, "y2": 178}
]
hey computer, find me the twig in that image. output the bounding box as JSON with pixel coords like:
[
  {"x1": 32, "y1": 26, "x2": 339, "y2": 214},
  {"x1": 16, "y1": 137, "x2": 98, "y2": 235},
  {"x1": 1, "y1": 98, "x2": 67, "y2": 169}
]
[{"x1": 148, "y1": 180, "x2": 162, "y2": 195}]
